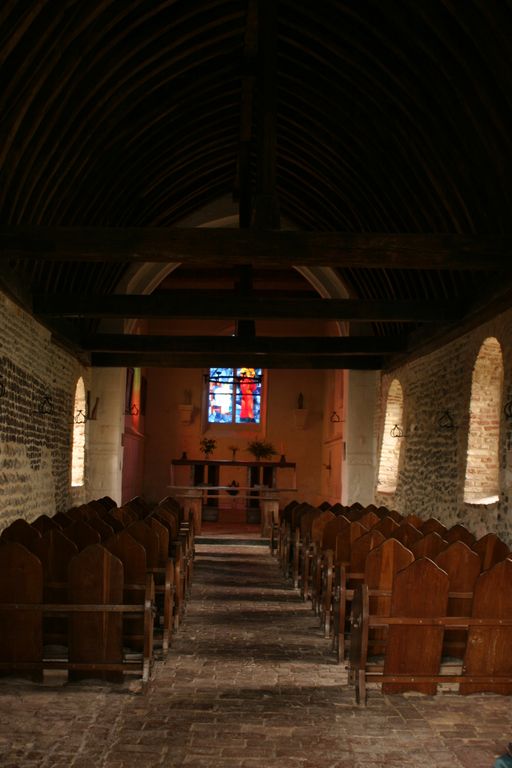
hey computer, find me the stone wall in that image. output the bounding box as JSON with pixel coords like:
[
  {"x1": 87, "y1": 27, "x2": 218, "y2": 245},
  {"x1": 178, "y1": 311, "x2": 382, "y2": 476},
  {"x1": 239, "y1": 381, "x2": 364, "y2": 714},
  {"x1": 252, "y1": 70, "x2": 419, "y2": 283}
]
[
  {"x1": 0, "y1": 292, "x2": 88, "y2": 527},
  {"x1": 376, "y1": 308, "x2": 512, "y2": 546}
]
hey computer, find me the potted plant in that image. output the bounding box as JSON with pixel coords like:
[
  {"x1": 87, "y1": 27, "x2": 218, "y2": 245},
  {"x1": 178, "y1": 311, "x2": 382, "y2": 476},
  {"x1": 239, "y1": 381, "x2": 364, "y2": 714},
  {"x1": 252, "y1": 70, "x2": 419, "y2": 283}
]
[
  {"x1": 199, "y1": 437, "x2": 217, "y2": 459},
  {"x1": 246, "y1": 439, "x2": 278, "y2": 461}
]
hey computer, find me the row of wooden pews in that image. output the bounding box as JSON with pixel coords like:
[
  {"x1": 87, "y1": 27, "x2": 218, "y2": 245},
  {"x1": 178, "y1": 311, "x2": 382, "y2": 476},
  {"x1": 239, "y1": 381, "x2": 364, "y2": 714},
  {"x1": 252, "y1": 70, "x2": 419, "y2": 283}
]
[
  {"x1": 0, "y1": 495, "x2": 194, "y2": 687},
  {"x1": 277, "y1": 499, "x2": 512, "y2": 704}
]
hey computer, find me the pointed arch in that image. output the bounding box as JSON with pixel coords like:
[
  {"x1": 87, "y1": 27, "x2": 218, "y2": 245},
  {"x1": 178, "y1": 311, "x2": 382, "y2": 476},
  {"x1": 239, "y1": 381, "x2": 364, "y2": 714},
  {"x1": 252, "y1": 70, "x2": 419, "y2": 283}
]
[
  {"x1": 377, "y1": 379, "x2": 404, "y2": 493},
  {"x1": 71, "y1": 377, "x2": 86, "y2": 487},
  {"x1": 464, "y1": 337, "x2": 503, "y2": 504}
]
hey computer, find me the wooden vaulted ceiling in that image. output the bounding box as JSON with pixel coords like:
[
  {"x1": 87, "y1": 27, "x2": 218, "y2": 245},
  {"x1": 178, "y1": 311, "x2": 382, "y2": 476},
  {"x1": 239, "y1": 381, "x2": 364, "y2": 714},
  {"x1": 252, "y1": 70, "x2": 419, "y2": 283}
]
[{"x1": 1, "y1": 1, "x2": 512, "y2": 370}]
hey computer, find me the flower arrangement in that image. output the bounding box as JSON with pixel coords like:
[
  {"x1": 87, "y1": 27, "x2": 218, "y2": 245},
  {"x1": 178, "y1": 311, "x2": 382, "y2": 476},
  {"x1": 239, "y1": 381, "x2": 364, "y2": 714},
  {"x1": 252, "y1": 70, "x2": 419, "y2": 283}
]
[
  {"x1": 199, "y1": 437, "x2": 217, "y2": 458},
  {"x1": 246, "y1": 439, "x2": 277, "y2": 460}
]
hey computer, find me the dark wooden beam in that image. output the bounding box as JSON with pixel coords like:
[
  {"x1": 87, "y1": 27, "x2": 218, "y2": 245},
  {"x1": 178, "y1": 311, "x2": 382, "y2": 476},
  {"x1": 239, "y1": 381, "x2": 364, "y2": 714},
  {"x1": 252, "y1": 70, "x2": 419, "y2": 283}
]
[
  {"x1": 33, "y1": 293, "x2": 463, "y2": 323},
  {"x1": 2, "y1": 228, "x2": 510, "y2": 269},
  {"x1": 82, "y1": 334, "x2": 406, "y2": 355},
  {"x1": 89, "y1": 352, "x2": 384, "y2": 369}
]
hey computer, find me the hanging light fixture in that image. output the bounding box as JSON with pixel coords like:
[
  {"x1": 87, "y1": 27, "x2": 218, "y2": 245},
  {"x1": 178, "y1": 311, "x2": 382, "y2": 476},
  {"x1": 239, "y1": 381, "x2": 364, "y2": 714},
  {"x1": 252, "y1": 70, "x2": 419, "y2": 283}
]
[{"x1": 38, "y1": 393, "x2": 54, "y2": 415}]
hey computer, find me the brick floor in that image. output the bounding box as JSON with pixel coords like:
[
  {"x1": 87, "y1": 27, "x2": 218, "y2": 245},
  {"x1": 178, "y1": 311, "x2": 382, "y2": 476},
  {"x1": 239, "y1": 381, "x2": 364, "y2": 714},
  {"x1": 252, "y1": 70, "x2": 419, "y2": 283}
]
[{"x1": 0, "y1": 539, "x2": 511, "y2": 767}]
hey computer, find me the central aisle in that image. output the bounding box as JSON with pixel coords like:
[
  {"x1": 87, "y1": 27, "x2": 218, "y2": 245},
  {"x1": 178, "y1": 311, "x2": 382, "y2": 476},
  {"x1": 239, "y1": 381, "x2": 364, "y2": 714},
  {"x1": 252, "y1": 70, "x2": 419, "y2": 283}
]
[
  {"x1": 1, "y1": 537, "x2": 511, "y2": 767},
  {"x1": 144, "y1": 539, "x2": 510, "y2": 768}
]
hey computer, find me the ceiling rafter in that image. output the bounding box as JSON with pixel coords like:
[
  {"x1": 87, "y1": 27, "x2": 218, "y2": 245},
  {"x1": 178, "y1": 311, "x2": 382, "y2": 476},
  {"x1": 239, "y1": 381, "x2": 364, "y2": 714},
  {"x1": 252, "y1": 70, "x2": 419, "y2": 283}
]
[
  {"x1": 81, "y1": 334, "x2": 407, "y2": 355},
  {"x1": 32, "y1": 293, "x2": 463, "y2": 324},
  {"x1": 90, "y1": 352, "x2": 385, "y2": 369},
  {"x1": 1, "y1": 228, "x2": 509, "y2": 269}
]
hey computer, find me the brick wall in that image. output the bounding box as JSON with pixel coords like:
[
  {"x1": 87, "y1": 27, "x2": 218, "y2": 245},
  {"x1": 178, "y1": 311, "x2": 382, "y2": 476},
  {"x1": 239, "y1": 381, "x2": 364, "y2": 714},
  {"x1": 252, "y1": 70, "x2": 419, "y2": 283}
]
[
  {"x1": 376, "y1": 309, "x2": 512, "y2": 546},
  {"x1": 0, "y1": 292, "x2": 89, "y2": 527}
]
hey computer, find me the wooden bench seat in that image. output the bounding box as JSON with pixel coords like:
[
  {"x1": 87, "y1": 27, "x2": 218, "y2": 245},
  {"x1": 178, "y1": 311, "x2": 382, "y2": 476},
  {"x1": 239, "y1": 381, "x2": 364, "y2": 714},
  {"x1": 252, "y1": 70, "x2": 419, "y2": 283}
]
[
  {"x1": 0, "y1": 542, "x2": 154, "y2": 685},
  {"x1": 349, "y1": 557, "x2": 512, "y2": 705}
]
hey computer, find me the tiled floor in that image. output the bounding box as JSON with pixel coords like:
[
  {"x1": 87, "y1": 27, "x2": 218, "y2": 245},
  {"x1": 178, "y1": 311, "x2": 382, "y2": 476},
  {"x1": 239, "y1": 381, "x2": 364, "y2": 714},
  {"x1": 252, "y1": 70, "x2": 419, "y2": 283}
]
[{"x1": 0, "y1": 536, "x2": 511, "y2": 767}]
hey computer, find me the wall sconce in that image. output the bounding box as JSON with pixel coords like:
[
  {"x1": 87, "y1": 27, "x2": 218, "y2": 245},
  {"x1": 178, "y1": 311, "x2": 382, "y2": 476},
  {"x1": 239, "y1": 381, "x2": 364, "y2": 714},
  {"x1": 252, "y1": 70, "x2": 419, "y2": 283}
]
[
  {"x1": 390, "y1": 424, "x2": 404, "y2": 438},
  {"x1": 330, "y1": 410, "x2": 341, "y2": 423},
  {"x1": 179, "y1": 403, "x2": 194, "y2": 424},
  {"x1": 73, "y1": 395, "x2": 100, "y2": 424},
  {"x1": 438, "y1": 410, "x2": 457, "y2": 431},
  {"x1": 293, "y1": 405, "x2": 308, "y2": 430},
  {"x1": 38, "y1": 394, "x2": 54, "y2": 415},
  {"x1": 74, "y1": 409, "x2": 87, "y2": 424},
  {"x1": 125, "y1": 403, "x2": 139, "y2": 416}
]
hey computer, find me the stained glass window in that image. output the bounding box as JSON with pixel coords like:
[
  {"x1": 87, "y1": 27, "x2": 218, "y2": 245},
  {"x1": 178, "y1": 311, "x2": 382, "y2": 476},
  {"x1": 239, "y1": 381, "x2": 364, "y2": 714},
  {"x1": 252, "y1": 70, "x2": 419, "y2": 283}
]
[{"x1": 207, "y1": 367, "x2": 262, "y2": 424}]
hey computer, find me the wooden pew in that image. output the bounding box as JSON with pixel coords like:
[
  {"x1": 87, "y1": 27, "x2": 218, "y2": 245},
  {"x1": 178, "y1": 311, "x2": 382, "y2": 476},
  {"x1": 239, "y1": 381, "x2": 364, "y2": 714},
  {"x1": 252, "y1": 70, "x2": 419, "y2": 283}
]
[
  {"x1": 280, "y1": 501, "x2": 312, "y2": 579},
  {"x1": 112, "y1": 504, "x2": 139, "y2": 526},
  {"x1": 392, "y1": 521, "x2": 423, "y2": 549},
  {"x1": 349, "y1": 556, "x2": 512, "y2": 704},
  {"x1": 420, "y1": 517, "x2": 447, "y2": 537},
  {"x1": 357, "y1": 510, "x2": 380, "y2": 530},
  {"x1": 1, "y1": 518, "x2": 42, "y2": 553},
  {"x1": 124, "y1": 496, "x2": 153, "y2": 519},
  {"x1": 291, "y1": 504, "x2": 319, "y2": 589},
  {"x1": 33, "y1": 528, "x2": 79, "y2": 647},
  {"x1": 0, "y1": 541, "x2": 154, "y2": 684},
  {"x1": 32, "y1": 514, "x2": 61, "y2": 534},
  {"x1": 445, "y1": 523, "x2": 476, "y2": 546},
  {"x1": 434, "y1": 540, "x2": 480, "y2": 658},
  {"x1": 64, "y1": 519, "x2": 101, "y2": 551},
  {"x1": 324, "y1": 519, "x2": 368, "y2": 656},
  {"x1": 301, "y1": 509, "x2": 335, "y2": 601},
  {"x1": 99, "y1": 510, "x2": 125, "y2": 533},
  {"x1": 87, "y1": 515, "x2": 115, "y2": 542},
  {"x1": 460, "y1": 557, "x2": 512, "y2": 695},
  {"x1": 148, "y1": 515, "x2": 184, "y2": 627},
  {"x1": 410, "y1": 531, "x2": 448, "y2": 560},
  {"x1": 346, "y1": 537, "x2": 415, "y2": 669},
  {"x1": 472, "y1": 533, "x2": 510, "y2": 571},
  {"x1": 152, "y1": 508, "x2": 191, "y2": 610},
  {"x1": 95, "y1": 495, "x2": 118, "y2": 511},
  {"x1": 276, "y1": 499, "x2": 299, "y2": 563},
  {"x1": 312, "y1": 515, "x2": 350, "y2": 620},
  {"x1": 126, "y1": 520, "x2": 175, "y2": 653},
  {"x1": 402, "y1": 513, "x2": 424, "y2": 529},
  {"x1": 373, "y1": 515, "x2": 399, "y2": 538},
  {"x1": 330, "y1": 527, "x2": 384, "y2": 656},
  {"x1": 154, "y1": 501, "x2": 194, "y2": 598},
  {"x1": 52, "y1": 511, "x2": 74, "y2": 529},
  {"x1": 105, "y1": 531, "x2": 155, "y2": 656},
  {"x1": 0, "y1": 542, "x2": 43, "y2": 682}
]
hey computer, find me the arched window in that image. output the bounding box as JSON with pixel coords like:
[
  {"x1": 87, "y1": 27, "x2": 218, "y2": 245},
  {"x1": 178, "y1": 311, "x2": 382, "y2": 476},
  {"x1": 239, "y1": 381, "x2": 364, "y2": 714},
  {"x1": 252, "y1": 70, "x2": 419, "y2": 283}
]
[
  {"x1": 71, "y1": 377, "x2": 86, "y2": 487},
  {"x1": 377, "y1": 379, "x2": 404, "y2": 493},
  {"x1": 464, "y1": 337, "x2": 503, "y2": 504}
]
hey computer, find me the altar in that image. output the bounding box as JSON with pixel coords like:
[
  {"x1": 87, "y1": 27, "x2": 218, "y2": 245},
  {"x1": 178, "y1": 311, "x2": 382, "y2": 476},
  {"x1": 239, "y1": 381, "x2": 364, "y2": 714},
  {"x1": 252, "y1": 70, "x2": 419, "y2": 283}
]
[{"x1": 169, "y1": 458, "x2": 297, "y2": 534}]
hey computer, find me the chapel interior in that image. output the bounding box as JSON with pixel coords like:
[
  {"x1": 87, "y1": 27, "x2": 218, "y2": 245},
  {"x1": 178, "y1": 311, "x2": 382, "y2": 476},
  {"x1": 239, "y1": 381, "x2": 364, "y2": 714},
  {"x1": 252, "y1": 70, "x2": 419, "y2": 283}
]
[{"x1": 1, "y1": 3, "x2": 512, "y2": 767}]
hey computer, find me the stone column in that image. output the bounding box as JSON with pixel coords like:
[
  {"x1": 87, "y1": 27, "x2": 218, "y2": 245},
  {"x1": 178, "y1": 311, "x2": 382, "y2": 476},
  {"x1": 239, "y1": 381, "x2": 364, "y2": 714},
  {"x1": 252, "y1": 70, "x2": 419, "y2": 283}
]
[
  {"x1": 341, "y1": 370, "x2": 379, "y2": 506},
  {"x1": 87, "y1": 368, "x2": 125, "y2": 506}
]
